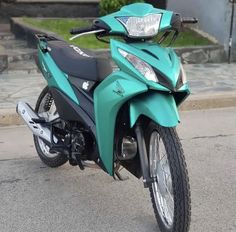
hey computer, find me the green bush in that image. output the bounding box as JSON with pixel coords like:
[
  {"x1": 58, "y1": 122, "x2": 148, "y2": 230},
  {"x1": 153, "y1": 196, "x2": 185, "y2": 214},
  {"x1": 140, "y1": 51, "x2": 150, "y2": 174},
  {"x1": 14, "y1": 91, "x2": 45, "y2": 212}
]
[{"x1": 99, "y1": 0, "x2": 144, "y2": 16}]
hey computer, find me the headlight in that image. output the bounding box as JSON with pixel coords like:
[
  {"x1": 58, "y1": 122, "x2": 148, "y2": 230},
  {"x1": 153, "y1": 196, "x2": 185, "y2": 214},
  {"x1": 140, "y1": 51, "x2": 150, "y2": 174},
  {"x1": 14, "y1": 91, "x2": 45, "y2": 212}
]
[
  {"x1": 117, "y1": 14, "x2": 162, "y2": 38},
  {"x1": 118, "y1": 48, "x2": 158, "y2": 83}
]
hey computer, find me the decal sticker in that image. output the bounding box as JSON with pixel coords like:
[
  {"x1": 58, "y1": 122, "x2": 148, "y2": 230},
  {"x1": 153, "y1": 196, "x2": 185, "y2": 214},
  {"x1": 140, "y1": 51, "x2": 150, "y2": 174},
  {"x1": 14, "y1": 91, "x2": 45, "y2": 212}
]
[
  {"x1": 82, "y1": 81, "x2": 90, "y2": 90},
  {"x1": 113, "y1": 81, "x2": 125, "y2": 97},
  {"x1": 69, "y1": 45, "x2": 91, "y2": 57}
]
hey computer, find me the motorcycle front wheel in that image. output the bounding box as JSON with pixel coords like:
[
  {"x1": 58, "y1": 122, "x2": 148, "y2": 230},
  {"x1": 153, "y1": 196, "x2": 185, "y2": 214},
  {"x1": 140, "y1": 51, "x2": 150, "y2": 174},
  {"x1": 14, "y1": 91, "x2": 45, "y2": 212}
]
[{"x1": 145, "y1": 122, "x2": 191, "y2": 232}]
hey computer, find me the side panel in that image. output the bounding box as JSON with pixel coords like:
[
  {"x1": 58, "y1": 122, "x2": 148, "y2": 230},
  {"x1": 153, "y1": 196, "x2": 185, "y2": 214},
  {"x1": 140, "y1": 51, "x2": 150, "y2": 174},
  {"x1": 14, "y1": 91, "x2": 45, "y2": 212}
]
[
  {"x1": 110, "y1": 39, "x2": 181, "y2": 91},
  {"x1": 38, "y1": 48, "x2": 79, "y2": 105},
  {"x1": 94, "y1": 71, "x2": 148, "y2": 175},
  {"x1": 50, "y1": 87, "x2": 96, "y2": 137},
  {"x1": 130, "y1": 92, "x2": 180, "y2": 128}
]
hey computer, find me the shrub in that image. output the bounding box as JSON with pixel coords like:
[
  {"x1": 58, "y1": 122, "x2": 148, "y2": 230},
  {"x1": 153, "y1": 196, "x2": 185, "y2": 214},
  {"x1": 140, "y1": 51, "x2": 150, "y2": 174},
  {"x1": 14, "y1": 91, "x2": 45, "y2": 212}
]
[{"x1": 99, "y1": 0, "x2": 144, "y2": 16}]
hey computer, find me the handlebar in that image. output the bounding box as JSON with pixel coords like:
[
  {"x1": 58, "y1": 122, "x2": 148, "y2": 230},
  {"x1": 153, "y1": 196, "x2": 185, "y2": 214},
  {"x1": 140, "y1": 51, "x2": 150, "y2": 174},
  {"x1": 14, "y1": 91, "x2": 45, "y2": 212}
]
[
  {"x1": 182, "y1": 17, "x2": 198, "y2": 24},
  {"x1": 69, "y1": 16, "x2": 198, "y2": 42}
]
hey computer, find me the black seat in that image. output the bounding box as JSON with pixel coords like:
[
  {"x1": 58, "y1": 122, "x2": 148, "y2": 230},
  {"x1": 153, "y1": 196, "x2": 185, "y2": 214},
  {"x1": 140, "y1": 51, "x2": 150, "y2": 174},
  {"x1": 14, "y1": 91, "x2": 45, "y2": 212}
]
[{"x1": 47, "y1": 40, "x2": 112, "y2": 81}]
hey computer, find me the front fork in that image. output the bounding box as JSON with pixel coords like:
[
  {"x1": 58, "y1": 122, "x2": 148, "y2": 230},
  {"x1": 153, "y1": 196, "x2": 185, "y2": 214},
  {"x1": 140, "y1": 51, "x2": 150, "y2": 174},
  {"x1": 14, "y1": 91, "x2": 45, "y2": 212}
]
[{"x1": 135, "y1": 122, "x2": 157, "y2": 188}]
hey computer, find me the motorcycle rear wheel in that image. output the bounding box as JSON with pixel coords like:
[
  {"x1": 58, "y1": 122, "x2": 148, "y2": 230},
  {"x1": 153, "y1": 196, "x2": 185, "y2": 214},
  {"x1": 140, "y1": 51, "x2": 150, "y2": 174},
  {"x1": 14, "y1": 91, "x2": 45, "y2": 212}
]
[
  {"x1": 145, "y1": 122, "x2": 191, "y2": 232},
  {"x1": 33, "y1": 86, "x2": 68, "y2": 167}
]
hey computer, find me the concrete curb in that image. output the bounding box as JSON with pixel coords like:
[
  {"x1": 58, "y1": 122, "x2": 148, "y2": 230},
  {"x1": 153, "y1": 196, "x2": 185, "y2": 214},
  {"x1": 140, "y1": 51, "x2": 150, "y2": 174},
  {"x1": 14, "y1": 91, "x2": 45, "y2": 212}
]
[
  {"x1": 1, "y1": 1, "x2": 99, "y2": 19},
  {"x1": 0, "y1": 109, "x2": 22, "y2": 127},
  {"x1": 10, "y1": 17, "x2": 60, "y2": 48},
  {"x1": 179, "y1": 92, "x2": 236, "y2": 111},
  {"x1": 1, "y1": 93, "x2": 236, "y2": 127}
]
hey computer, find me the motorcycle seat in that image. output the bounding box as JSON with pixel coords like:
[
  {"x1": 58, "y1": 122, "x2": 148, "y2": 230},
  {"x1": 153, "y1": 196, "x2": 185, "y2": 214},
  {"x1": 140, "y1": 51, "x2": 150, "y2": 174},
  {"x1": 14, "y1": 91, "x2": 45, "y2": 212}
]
[{"x1": 47, "y1": 40, "x2": 112, "y2": 81}]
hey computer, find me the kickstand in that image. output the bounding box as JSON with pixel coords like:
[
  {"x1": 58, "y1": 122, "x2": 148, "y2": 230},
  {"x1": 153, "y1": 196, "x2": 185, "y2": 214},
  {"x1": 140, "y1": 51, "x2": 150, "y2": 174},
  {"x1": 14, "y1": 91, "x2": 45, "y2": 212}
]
[
  {"x1": 73, "y1": 153, "x2": 85, "y2": 170},
  {"x1": 113, "y1": 163, "x2": 129, "y2": 181}
]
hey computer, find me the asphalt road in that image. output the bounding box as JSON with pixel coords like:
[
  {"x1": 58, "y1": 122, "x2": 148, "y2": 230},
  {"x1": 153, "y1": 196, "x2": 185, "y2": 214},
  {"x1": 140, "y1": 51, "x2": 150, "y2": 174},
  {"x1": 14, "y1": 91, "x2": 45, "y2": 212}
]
[{"x1": 0, "y1": 108, "x2": 236, "y2": 232}]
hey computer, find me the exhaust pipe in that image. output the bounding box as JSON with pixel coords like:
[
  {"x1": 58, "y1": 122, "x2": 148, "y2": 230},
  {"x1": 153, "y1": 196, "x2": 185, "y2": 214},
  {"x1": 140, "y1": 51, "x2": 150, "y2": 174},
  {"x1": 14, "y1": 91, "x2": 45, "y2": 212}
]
[{"x1": 16, "y1": 101, "x2": 51, "y2": 143}]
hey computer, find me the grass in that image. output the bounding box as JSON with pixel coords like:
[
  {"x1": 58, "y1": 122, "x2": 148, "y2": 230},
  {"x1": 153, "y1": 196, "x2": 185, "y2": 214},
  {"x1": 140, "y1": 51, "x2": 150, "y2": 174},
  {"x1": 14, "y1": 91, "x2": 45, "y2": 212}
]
[{"x1": 23, "y1": 18, "x2": 213, "y2": 49}]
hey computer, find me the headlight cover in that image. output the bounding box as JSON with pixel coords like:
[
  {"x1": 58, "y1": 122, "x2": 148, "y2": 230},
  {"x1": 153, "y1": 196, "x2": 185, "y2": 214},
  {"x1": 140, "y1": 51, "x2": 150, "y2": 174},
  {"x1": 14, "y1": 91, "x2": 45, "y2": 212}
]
[
  {"x1": 117, "y1": 14, "x2": 162, "y2": 38},
  {"x1": 118, "y1": 48, "x2": 158, "y2": 83}
]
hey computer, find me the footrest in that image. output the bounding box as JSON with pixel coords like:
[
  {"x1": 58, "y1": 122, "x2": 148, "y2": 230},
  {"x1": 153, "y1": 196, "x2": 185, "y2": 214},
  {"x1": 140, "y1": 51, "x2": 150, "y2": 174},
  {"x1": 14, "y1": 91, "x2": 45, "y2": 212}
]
[{"x1": 32, "y1": 117, "x2": 47, "y2": 124}]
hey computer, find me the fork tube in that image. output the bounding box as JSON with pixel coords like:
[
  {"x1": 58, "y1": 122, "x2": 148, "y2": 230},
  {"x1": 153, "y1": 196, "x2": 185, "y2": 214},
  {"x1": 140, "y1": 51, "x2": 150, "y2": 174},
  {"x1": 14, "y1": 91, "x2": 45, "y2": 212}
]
[{"x1": 135, "y1": 123, "x2": 152, "y2": 188}]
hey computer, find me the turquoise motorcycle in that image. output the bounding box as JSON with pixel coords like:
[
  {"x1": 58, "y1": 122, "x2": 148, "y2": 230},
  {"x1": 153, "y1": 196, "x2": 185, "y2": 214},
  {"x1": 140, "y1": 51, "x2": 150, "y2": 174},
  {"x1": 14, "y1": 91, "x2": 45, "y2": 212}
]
[{"x1": 17, "y1": 3, "x2": 198, "y2": 232}]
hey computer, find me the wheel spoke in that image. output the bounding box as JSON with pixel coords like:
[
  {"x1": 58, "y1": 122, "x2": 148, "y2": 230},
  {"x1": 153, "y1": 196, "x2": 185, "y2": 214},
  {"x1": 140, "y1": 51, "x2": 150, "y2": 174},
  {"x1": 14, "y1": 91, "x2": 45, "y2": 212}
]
[{"x1": 149, "y1": 130, "x2": 174, "y2": 228}]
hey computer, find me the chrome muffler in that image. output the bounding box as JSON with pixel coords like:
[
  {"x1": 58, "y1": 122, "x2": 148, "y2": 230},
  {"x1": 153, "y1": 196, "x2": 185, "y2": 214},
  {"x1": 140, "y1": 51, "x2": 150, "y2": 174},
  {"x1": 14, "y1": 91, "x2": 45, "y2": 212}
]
[{"x1": 16, "y1": 101, "x2": 51, "y2": 143}]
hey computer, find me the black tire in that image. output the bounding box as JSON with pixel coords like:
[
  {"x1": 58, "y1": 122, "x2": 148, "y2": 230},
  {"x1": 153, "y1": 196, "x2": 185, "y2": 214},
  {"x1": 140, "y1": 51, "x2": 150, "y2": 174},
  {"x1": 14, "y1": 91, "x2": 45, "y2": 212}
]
[
  {"x1": 33, "y1": 86, "x2": 68, "y2": 168},
  {"x1": 145, "y1": 122, "x2": 191, "y2": 232}
]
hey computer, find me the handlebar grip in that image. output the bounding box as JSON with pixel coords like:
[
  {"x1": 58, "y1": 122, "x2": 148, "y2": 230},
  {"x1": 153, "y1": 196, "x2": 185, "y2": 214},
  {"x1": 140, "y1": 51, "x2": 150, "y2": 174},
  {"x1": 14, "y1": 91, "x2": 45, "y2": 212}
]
[
  {"x1": 70, "y1": 27, "x2": 93, "y2": 35},
  {"x1": 182, "y1": 17, "x2": 198, "y2": 24}
]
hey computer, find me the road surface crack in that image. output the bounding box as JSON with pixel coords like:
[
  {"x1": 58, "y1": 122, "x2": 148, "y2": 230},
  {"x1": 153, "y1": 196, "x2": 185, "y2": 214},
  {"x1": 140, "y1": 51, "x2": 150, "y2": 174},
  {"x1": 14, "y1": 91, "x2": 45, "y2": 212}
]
[
  {"x1": 191, "y1": 134, "x2": 235, "y2": 140},
  {"x1": 0, "y1": 178, "x2": 21, "y2": 186}
]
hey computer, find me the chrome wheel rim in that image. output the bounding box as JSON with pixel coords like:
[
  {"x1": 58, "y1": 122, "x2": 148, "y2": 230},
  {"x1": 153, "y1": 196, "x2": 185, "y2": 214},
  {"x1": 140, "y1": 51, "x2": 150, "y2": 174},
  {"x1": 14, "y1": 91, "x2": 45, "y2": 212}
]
[
  {"x1": 149, "y1": 131, "x2": 174, "y2": 228},
  {"x1": 36, "y1": 93, "x2": 59, "y2": 158}
]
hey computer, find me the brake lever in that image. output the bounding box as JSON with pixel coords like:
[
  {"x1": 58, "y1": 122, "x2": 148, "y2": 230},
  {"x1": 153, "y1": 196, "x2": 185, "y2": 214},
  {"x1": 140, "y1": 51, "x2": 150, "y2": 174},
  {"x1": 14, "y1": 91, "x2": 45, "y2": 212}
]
[{"x1": 69, "y1": 29, "x2": 105, "y2": 41}]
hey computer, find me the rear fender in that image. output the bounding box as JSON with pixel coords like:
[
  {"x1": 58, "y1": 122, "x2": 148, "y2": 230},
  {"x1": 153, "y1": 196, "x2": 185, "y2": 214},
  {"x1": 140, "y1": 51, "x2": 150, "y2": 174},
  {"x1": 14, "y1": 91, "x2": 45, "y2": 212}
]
[{"x1": 130, "y1": 92, "x2": 180, "y2": 128}]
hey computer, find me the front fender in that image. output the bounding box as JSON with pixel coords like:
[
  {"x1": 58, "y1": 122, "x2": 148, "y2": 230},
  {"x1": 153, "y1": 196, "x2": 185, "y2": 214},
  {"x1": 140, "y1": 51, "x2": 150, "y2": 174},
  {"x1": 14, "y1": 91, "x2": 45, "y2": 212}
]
[{"x1": 130, "y1": 92, "x2": 180, "y2": 128}]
